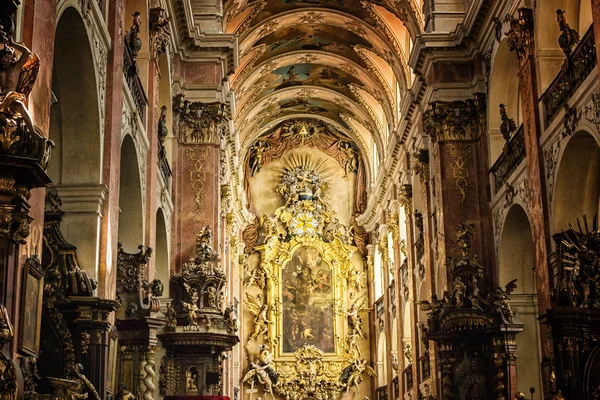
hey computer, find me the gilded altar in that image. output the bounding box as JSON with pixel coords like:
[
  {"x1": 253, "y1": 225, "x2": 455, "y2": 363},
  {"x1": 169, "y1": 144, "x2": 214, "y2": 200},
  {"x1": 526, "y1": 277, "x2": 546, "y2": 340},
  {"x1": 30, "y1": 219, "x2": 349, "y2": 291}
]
[{"x1": 242, "y1": 164, "x2": 373, "y2": 400}]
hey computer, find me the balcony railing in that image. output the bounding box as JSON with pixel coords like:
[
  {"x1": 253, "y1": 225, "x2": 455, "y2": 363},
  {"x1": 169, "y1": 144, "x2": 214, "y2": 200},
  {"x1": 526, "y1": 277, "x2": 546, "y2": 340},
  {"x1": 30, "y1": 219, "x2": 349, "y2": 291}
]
[
  {"x1": 376, "y1": 295, "x2": 385, "y2": 318},
  {"x1": 392, "y1": 376, "x2": 399, "y2": 400},
  {"x1": 377, "y1": 386, "x2": 388, "y2": 400},
  {"x1": 123, "y1": 40, "x2": 148, "y2": 124},
  {"x1": 541, "y1": 24, "x2": 596, "y2": 127},
  {"x1": 158, "y1": 144, "x2": 172, "y2": 189},
  {"x1": 389, "y1": 280, "x2": 396, "y2": 305},
  {"x1": 420, "y1": 351, "x2": 431, "y2": 380},
  {"x1": 404, "y1": 365, "x2": 413, "y2": 391},
  {"x1": 490, "y1": 124, "x2": 525, "y2": 192}
]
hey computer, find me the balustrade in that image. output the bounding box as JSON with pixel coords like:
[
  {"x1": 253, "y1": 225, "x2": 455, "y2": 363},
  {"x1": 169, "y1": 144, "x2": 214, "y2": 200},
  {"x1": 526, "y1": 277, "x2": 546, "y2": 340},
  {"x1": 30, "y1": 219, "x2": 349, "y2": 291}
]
[{"x1": 490, "y1": 125, "x2": 525, "y2": 192}]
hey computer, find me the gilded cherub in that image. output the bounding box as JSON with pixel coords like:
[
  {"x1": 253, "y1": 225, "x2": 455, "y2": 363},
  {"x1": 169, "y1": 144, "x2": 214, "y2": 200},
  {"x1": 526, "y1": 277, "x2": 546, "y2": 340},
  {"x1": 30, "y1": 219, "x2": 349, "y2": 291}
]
[
  {"x1": 242, "y1": 345, "x2": 277, "y2": 399},
  {"x1": 182, "y1": 284, "x2": 200, "y2": 327},
  {"x1": 341, "y1": 296, "x2": 371, "y2": 339},
  {"x1": 245, "y1": 293, "x2": 273, "y2": 341},
  {"x1": 340, "y1": 358, "x2": 376, "y2": 394},
  {"x1": 0, "y1": 37, "x2": 38, "y2": 136}
]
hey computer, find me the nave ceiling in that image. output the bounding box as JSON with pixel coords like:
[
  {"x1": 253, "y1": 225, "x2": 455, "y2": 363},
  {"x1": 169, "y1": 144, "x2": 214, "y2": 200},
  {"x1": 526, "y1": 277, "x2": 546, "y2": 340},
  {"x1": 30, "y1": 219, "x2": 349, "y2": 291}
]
[{"x1": 223, "y1": 0, "x2": 424, "y2": 178}]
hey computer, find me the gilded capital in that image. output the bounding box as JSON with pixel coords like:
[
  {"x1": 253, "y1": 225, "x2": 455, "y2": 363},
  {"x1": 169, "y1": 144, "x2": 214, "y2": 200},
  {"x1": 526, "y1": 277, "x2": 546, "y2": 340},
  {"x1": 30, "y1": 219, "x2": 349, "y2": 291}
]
[
  {"x1": 506, "y1": 8, "x2": 534, "y2": 65},
  {"x1": 173, "y1": 94, "x2": 231, "y2": 144},
  {"x1": 398, "y1": 184, "x2": 413, "y2": 212},
  {"x1": 424, "y1": 95, "x2": 486, "y2": 142},
  {"x1": 412, "y1": 149, "x2": 430, "y2": 184}
]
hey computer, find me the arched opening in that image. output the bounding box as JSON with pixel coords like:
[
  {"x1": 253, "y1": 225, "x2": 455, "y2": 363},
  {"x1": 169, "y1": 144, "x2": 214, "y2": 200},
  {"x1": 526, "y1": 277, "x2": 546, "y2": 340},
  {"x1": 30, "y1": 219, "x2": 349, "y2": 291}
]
[
  {"x1": 499, "y1": 205, "x2": 535, "y2": 294},
  {"x1": 155, "y1": 208, "x2": 170, "y2": 297},
  {"x1": 488, "y1": 39, "x2": 521, "y2": 164},
  {"x1": 553, "y1": 132, "x2": 600, "y2": 233},
  {"x1": 498, "y1": 205, "x2": 542, "y2": 395},
  {"x1": 119, "y1": 136, "x2": 144, "y2": 252},
  {"x1": 536, "y1": 0, "x2": 593, "y2": 92},
  {"x1": 377, "y1": 332, "x2": 388, "y2": 388},
  {"x1": 48, "y1": 7, "x2": 102, "y2": 281},
  {"x1": 391, "y1": 317, "x2": 399, "y2": 377}
]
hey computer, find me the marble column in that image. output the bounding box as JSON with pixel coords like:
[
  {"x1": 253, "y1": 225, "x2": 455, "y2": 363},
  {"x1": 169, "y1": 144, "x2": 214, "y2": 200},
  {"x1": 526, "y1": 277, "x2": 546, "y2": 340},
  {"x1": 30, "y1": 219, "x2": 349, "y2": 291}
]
[{"x1": 509, "y1": 8, "x2": 553, "y2": 357}]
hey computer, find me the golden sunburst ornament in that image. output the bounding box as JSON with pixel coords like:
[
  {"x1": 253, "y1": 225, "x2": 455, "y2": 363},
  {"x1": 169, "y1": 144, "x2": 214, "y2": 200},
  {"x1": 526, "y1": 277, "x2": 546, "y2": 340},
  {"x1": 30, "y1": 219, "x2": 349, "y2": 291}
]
[{"x1": 290, "y1": 212, "x2": 318, "y2": 236}]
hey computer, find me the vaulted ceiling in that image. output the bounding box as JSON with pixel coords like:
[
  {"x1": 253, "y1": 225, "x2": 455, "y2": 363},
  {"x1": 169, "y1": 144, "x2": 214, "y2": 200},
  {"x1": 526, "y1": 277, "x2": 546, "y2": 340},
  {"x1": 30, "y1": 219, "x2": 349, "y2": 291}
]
[{"x1": 224, "y1": 0, "x2": 423, "y2": 172}]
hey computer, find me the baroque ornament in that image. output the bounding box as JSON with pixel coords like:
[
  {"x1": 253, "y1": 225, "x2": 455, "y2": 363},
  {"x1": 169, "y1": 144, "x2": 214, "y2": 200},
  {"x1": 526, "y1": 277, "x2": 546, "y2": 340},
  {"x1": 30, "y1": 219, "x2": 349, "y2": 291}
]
[{"x1": 243, "y1": 164, "x2": 374, "y2": 399}]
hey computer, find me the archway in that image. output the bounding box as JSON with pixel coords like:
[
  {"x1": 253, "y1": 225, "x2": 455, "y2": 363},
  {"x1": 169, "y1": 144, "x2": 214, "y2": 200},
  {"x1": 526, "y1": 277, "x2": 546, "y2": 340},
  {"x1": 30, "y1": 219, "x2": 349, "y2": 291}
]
[
  {"x1": 488, "y1": 39, "x2": 521, "y2": 164},
  {"x1": 155, "y1": 208, "x2": 170, "y2": 297},
  {"x1": 118, "y1": 136, "x2": 144, "y2": 252},
  {"x1": 48, "y1": 6, "x2": 102, "y2": 281},
  {"x1": 377, "y1": 331, "x2": 388, "y2": 388},
  {"x1": 498, "y1": 205, "x2": 542, "y2": 394},
  {"x1": 553, "y1": 131, "x2": 600, "y2": 233},
  {"x1": 536, "y1": 0, "x2": 593, "y2": 92}
]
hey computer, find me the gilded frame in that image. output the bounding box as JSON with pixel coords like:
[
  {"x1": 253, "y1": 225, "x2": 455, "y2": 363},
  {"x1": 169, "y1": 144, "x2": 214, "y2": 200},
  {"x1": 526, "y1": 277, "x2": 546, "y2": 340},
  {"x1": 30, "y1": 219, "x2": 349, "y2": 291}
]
[
  {"x1": 19, "y1": 255, "x2": 44, "y2": 356},
  {"x1": 258, "y1": 235, "x2": 355, "y2": 362}
]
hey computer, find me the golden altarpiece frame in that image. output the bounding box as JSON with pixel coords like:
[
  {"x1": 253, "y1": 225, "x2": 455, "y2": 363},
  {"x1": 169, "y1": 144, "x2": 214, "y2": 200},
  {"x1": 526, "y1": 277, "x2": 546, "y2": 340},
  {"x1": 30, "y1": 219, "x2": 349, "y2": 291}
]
[{"x1": 242, "y1": 164, "x2": 374, "y2": 400}]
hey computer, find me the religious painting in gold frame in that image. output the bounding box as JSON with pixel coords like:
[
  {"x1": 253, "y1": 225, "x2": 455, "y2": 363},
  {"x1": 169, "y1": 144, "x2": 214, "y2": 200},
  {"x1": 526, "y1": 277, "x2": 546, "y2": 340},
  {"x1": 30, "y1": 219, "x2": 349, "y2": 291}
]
[
  {"x1": 279, "y1": 244, "x2": 336, "y2": 354},
  {"x1": 258, "y1": 234, "x2": 354, "y2": 362}
]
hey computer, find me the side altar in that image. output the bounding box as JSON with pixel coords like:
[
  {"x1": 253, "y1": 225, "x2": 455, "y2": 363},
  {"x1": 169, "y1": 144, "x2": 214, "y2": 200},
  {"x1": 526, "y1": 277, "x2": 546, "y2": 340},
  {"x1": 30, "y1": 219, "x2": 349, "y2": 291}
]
[{"x1": 158, "y1": 227, "x2": 240, "y2": 398}]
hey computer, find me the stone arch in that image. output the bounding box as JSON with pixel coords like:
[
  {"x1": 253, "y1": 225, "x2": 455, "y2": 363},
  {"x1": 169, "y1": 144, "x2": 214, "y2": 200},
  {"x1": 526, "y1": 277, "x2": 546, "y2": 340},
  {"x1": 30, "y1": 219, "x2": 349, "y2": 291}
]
[
  {"x1": 155, "y1": 208, "x2": 170, "y2": 297},
  {"x1": 553, "y1": 131, "x2": 600, "y2": 233},
  {"x1": 119, "y1": 135, "x2": 144, "y2": 252},
  {"x1": 536, "y1": 0, "x2": 593, "y2": 92},
  {"x1": 48, "y1": 6, "x2": 104, "y2": 280},
  {"x1": 377, "y1": 331, "x2": 388, "y2": 387},
  {"x1": 498, "y1": 205, "x2": 535, "y2": 294},
  {"x1": 488, "y1": 38, "x2": 521, "y2": 164},
  {"x1": 498, "y1": 204, "x2": 542, "y2": 395}
]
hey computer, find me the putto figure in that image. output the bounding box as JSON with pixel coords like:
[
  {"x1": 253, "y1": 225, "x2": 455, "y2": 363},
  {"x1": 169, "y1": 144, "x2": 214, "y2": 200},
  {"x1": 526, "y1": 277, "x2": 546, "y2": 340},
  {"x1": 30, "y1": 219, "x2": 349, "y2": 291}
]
[{"x1": 0, "y1": 36, "x2": 37, "y2": 135}]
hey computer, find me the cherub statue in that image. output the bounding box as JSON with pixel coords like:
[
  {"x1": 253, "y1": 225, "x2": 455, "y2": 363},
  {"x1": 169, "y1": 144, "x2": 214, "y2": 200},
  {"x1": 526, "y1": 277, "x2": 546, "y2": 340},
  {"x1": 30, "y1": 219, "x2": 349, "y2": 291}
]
[
  {"x1": 249, "y1": 140, "x2": 270, "y2": 176},
  {"x1": 242, "y1": 345, "x2": 278, "y2": 400},
  {"x1": 340, "y1": 358, "x2": 376, "y2": 394},
  {"x1": 164, "y1": 302, "x2": 177, "y2": 329},
  {"x1": 499, "y1": 104, "x2": 517, "y2": 142},
  {"x1": 115, "y1": 383, "x2": 135, "y2": 400},
  {"x1": 453, "y1": 277, "x2": 466, "y2": 307},
  {"x1": 0, "y1": 302, "x2": 13, "y2": 344},
  {"x1": 196, "y1": 226, "x2": 218, "y2": 260},
  {"x1": 556, "y1": 9, "x2": 580, "y2": 58},
  {"x1": 126, "y1": 12, "x2": 143, "y2": 58},
  {"x1": 0, "y1": 37, "x2": 38, "y2": 137},
  {"x1": 338, "y1": 141, "x2": 359, "y2": 176},
  {"x1": 204, "y1": 285, "x2": 218, "y2": 308},
  {"x1": 182, "y1": 286, "x2": 200, "y2": 327},
  {"x1": 245, "y1": 293, "x2": 273, "y2": 341},
  {"x1": 456, "y1": 223, "x2": 476, "y2": 257},
  {"x1": 404, "y1": 342, "x2": 413, "y2": 364},
  {"x1": 341, "y1": 296, "x2": 371, "y2": 339},
  {"x1": 72, "y1": 364, "x2": 101, "y2": 400},
  {"x1": 158, "y1": 105, "x2": 168, "y2": 144}
]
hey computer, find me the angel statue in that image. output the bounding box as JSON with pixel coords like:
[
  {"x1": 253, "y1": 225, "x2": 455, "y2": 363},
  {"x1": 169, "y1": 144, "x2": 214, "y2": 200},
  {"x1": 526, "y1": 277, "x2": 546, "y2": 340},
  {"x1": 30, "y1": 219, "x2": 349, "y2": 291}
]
[
  {"x1": 341, "y1": 296, "x2": 372, "y2": 339},
  {"x1": 245, "y1": 293, "x2": 273, "y2": 341},
  {"x1": 242, "y1": 345, "x2": 278, "y2": 400},
  {"x1": 340, "y1": 358, "x2": 376, "y2": 394},
  {"x1": 182, "y1": 285, "x2": 200, "y2": 327},
  {"x1": 0, "y1": 37, "x2": 38, "y2": 138}
]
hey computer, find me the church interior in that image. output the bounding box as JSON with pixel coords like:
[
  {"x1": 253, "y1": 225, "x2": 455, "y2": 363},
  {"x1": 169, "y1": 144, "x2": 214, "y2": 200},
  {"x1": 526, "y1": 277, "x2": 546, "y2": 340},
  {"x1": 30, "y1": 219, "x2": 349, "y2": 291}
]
[{"x1": 1, "y1": 0, "x2": 600, "y2": 399}]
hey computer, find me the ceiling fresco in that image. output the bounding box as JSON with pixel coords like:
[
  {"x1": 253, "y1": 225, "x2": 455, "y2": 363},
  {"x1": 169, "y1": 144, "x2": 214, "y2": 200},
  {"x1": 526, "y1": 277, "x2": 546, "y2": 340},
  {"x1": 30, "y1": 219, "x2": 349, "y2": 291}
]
[
  {"x1": 249, "y1": 0, "x2": 377, "y2": 28},
  {"x1": 253, "y1": 24, "x2": 371, "y2": 67},
  {"x1": 224, "y1": 0, "x2": 423, "y2": 165},
  {"x1": 249, "y1": 63, "x2": 363, "y2": 102}
]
